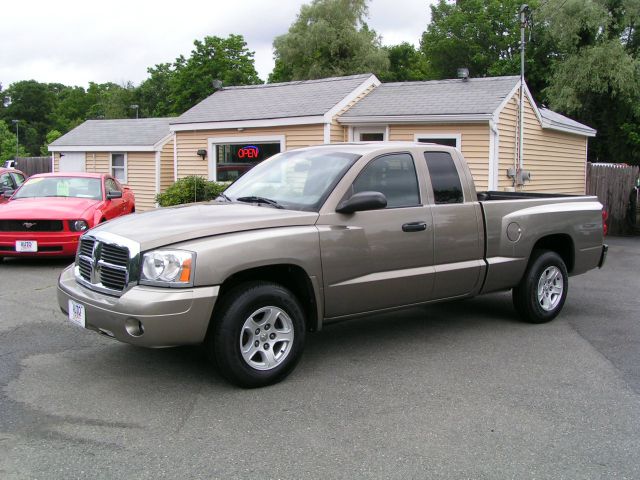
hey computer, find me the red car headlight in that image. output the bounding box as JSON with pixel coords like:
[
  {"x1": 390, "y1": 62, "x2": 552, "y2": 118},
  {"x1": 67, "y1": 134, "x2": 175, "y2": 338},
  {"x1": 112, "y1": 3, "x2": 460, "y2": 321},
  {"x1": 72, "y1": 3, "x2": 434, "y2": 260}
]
[{"x1": 69, "y1": 220, "x2": 89, "y2": 232}]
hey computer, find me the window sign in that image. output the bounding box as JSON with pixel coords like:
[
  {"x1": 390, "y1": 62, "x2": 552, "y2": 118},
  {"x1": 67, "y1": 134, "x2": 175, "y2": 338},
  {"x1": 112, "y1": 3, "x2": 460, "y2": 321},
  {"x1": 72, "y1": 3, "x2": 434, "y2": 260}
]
[
  {"x1": 237, "y1": 145, "x2": 260, "y2": 159},
  {"x1": 215, "y1": 142, "x2": 281, "y2": 182}
]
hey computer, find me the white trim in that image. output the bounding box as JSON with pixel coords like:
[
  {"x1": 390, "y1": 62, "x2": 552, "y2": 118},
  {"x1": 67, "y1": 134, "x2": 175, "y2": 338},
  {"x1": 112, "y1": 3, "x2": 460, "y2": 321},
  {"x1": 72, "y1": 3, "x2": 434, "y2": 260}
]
[
  {"x1": 49, "y1": 145, "x2": 154, "y2": 152},
  {"x1": 153, "y1": 133, "x2": 174, "y2": 151},
  {"x1": 413, "y1": 133, "x2": 462, "y2": 149},
  {"x1": 207, "y1": 135, "x2": 286, "y2": 181},
  {"x1": 155, "y1": 150, "x2": 161, "y2": 196},
  {"x1": 324, "y1": 123, "x2": 331, "y2": 144},
  {"x1": 339, "y1": 114, "x2": 492, "y2": 125},
  {"x1": 492, "y1": 80, "x2": 521, "y2": 120},
  {"x1": 347, "y1": 126, "x2": 354, "y2": 142},
  {"x1": 50, "y1": 153, "x2": 55, "y2": 173},
  {"x1": 540, "y1": 120, "x2": 597, "y2": 137},
  {"x1": 173, "y1": 133, "x2": 178, "y2": 182},
  {"x1": 493, "y1": 80, "x2": 596, "y2": 138},
  {"x1": 323, "y1": 74, "x2": 380, "y2": 121},
  {"x1": 353, "y1": 126, "x2": 388, "y2": 142},
  {"x1": 170, "y1": 116, "x2": 324, "y2": 132},
  {"x1": 110, "y1": 152, "x2": 128, "y2": 184}
]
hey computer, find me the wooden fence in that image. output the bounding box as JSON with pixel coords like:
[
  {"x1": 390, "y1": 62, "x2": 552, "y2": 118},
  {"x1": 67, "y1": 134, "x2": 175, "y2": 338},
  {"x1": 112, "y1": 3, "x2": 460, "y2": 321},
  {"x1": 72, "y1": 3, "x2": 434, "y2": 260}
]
[
  {"x1": 587, "y1": 163, "x2": 640, "y2": 235},
  {"x1": 15, "y1": 157, "x2": 52, "y2": 177}
]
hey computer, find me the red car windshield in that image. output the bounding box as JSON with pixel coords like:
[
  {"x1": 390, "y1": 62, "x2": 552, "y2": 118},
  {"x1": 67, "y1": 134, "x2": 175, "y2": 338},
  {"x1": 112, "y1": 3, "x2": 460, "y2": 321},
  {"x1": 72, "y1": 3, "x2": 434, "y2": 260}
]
[{"x1": 13, "y1": 177, "x2": 102, "y2": 201}]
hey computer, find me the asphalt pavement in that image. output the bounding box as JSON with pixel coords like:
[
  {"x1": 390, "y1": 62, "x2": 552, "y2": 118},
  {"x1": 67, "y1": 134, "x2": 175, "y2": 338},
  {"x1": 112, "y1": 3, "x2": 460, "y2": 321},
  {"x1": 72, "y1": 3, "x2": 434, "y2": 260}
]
[{"x1": 1, "y1": 236, "x2": 639, "y2": 479}]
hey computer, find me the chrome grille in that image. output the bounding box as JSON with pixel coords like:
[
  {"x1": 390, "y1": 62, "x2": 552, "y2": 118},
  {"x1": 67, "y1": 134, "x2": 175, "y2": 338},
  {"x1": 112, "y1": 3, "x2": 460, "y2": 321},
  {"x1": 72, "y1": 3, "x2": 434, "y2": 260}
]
[
  {"x1": 101, "y1": 244, "x2": 128, "y2": 266},
  {"x1": 78, "y1": 256, "x2": 92, "y2": 281},
  {"x1": 79, "y1": 238, "x2": 95, "y2": 258},
  {"x1": 75, "y1": 234, "x2": 138, "y2": 296}
]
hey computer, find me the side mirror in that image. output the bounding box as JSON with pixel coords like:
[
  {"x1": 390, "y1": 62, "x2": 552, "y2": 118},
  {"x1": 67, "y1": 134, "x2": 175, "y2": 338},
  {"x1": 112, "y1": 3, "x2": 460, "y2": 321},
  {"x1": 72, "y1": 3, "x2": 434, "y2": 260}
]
[
  {"x1": 2, "y1": 189, "x2": 14, "y2": 198},
  {"x1": 107, "y1": 190, "x2": 123, "y2": 200},
  {"x1": 336, "y1": 191, "x2": 387, "y2": 214}
]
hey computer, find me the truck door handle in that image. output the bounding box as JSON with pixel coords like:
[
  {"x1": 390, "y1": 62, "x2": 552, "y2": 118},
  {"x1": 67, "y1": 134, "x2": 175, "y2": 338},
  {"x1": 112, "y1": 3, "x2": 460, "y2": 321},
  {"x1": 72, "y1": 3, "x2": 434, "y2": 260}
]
[{"x1": 402, "y1": 222, "x2": 427, "y2": 232}]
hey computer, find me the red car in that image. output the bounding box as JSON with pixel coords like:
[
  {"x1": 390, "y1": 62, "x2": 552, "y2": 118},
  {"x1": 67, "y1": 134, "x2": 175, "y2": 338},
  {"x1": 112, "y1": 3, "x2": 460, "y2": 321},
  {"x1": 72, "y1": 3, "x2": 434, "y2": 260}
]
[
  {"x1": 0, "y1": 173, "x2": 135, "y2": 258},
  {"x1": 0, "y1": 168, "x2": 27, "y2": 204}
]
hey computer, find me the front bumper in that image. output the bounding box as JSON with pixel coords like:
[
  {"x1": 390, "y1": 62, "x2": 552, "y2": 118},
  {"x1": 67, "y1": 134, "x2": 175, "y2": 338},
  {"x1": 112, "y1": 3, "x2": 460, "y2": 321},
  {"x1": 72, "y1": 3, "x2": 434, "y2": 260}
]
[
  {"x1": 0, "y1": 231, "x2": 80, "y2": 257},
  {"x1": 57, "y1": 265, "x2": 219, "y2": 347},
  {"x1": 598, "y1": 244, "x2": 608, "y2": 269}
]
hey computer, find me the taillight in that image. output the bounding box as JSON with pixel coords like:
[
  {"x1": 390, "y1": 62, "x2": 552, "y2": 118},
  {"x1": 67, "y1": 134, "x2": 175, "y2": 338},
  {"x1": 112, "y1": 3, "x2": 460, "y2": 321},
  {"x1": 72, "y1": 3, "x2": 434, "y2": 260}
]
[{"x1": 602, "y1": 209, "x2": 608, "y2": 236}]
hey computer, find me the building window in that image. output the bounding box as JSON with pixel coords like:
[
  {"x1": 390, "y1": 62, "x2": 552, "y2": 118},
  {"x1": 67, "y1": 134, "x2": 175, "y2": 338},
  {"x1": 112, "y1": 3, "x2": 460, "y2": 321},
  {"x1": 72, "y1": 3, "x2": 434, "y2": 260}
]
[
  {"x1": 414, "y1": 133, "x2": 461, "y2": 149},
  {"x1": 110, "y1": 153, "x2": 127, "y2": 183},
  {"x1": 353, "y1": 127, "x2": 387, "y2": 142},
  {"x1": 214, "y1": 142, "x2": 281, "y2": 182}
]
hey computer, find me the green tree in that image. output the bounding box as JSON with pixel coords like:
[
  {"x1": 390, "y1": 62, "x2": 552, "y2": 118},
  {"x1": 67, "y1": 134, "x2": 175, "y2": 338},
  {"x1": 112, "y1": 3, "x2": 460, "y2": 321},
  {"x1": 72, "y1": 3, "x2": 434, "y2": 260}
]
[
  {"x1": 137, "y1": 63, "x2": 176, "y2": 117},
  {"x1": 85, "y1": 82, "x2": 137, "y2": 120},
  {"x1": 40, "y1": 129, "x2": 63, "y2": 156},
  {"x1": 379, "y1": 43, "x2": 431, "y2": 82},
  {"x1": 0, "y1": 80, "x2": 56, "y2": 155},
  {"x1": 542, "y1": 0, "x2": 640, "y2": 164},
  {"x1": 169, "y1": 35, "x2": 262, "y2": 113},
  {"x1": 420, "y1": 0, "x2": 553, "y2": 98},
  {"x1": 0, "y1": 121, "x2": 28, "y2": 162},
  {"x1": 270, "y1": 0, "x2": 389, "y2": 82}
]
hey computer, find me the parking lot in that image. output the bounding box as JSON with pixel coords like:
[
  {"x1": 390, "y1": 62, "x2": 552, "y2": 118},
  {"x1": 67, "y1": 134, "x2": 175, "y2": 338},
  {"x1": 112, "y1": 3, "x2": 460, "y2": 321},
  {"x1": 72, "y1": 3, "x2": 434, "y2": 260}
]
[{"x1": 1, "y1": 236, "x2": 639, "y2": 479}]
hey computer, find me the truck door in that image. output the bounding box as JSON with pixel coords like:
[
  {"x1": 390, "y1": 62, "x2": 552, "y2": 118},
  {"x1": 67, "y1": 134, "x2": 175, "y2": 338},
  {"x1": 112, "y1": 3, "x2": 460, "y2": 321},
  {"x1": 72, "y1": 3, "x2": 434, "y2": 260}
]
[
  {"x1": 423, "y1": 151, "x2": 484, "y2": 299},
  {"x1": 318, "y1": 152, "x2": 435, "y2": 318}
]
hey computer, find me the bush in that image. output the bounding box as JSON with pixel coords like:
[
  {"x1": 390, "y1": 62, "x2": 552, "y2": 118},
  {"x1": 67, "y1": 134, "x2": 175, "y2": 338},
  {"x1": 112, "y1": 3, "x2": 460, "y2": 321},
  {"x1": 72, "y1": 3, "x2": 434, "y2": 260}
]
[{"x1": 156, "y1": 176, "x2": 227, "y2": 207}]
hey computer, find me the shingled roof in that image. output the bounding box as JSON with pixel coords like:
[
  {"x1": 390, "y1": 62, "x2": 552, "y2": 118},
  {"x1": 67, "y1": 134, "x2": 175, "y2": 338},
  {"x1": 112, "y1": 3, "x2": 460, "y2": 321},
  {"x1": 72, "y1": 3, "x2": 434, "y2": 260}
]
[
  {"x1": 339, "y1": 75, "x2": 595, "y2": 135},
  {"x1": 172, "y1": 74, "x2": 375, "y2": 125},
  {"x1": 340, "y1": 76, "x2": 520, "y2": 119},
  {"x1": 49, "y1": 117, "x2": 176, "y2": 149}
]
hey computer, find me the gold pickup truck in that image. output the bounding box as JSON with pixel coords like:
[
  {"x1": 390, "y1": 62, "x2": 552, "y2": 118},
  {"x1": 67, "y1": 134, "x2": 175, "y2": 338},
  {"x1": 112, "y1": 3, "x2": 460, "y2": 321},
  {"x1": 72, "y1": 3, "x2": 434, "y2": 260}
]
[{"x1": 57, "y1": 143, "x2": 607, "y2": 387}]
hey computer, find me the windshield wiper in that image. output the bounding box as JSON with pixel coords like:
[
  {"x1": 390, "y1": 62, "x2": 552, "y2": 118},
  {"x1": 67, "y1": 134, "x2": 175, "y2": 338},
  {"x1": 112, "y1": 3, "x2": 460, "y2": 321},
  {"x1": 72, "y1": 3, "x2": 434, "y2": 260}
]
[
  {"x1": 216, "y1": 193, "x2": 232, "y2": 202},
  {"x1": 236, "y1": 196, "x2": 284, "y2": 209}
]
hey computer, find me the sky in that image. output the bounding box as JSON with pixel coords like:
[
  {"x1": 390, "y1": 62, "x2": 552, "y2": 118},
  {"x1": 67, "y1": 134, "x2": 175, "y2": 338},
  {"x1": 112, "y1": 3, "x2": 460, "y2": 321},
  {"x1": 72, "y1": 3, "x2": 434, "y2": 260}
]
[{"x1": 0, "y1": 0, "x2": 435, "y2": 89}]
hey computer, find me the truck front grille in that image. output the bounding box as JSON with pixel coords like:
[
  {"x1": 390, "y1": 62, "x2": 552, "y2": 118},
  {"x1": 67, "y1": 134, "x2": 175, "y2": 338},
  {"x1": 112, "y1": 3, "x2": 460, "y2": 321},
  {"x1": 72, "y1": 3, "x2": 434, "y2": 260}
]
[{"x1": 76, "y1": 236, "x2": 136, "y2": 296}]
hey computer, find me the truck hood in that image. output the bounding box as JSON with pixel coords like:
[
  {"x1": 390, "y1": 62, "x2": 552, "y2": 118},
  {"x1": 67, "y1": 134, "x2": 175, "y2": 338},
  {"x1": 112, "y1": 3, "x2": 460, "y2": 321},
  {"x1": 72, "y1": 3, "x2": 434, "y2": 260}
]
[{"x1": 89, "y1": 202, "x2": 319, "y2": 251}]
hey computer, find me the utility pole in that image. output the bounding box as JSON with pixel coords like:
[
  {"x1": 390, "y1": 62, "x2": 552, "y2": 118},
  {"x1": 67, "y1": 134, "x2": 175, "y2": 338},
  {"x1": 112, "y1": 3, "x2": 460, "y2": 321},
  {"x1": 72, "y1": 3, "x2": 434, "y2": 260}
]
[
  {"x1": 11, "y1": 119, "x2": 19, "y2": 160},
  {"x1": 518, "y1": 4, "x2": 529, "y2": 179}
]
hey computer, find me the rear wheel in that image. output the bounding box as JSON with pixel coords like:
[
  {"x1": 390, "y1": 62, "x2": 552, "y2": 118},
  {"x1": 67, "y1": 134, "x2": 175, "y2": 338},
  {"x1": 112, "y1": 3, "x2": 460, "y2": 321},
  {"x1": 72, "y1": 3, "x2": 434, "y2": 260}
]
[
  {"x1": 207, "y1": 281, "x2": 306, "y2": 388},
  {"x1": 513, "y1": 250, "x2": 568, "y2": 323}
]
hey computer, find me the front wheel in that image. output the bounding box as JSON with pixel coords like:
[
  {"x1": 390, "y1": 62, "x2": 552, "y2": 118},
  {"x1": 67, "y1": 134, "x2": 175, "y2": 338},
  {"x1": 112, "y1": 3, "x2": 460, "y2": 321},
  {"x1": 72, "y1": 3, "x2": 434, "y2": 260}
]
[
  {"x1": 207, "y1": 281, "x2": 306, "y2": 388},
  {"x1": 513, "y1": 250, "x2": 569, "y2": 324}
]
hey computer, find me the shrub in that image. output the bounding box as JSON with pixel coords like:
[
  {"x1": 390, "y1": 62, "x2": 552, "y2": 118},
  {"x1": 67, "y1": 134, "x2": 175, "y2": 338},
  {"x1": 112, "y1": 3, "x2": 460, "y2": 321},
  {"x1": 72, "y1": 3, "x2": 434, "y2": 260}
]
[{"x1": 156, "y1": 175, "x2": 227, "y2": 207}]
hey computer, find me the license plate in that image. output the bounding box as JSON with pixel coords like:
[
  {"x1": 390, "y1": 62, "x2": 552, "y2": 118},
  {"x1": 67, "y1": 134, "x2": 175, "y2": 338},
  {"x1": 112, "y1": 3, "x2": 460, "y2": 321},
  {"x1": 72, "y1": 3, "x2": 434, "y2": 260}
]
[
  {"x1": 68, "y1": 300, "x2": 86, "y2": 328},
  {"x1": 16, "y1": 240, "x2": 37, "y2": 252}
]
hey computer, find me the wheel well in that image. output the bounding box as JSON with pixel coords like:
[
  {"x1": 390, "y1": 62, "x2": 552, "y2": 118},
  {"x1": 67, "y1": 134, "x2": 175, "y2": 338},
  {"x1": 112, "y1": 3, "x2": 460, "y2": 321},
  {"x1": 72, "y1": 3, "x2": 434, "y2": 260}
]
[
  {"x1": 531, "y1": 234, "x2": 575, "y2": 273},
  {"x1": 216, "y1": 264, "x2": 318, "y2": 331}
]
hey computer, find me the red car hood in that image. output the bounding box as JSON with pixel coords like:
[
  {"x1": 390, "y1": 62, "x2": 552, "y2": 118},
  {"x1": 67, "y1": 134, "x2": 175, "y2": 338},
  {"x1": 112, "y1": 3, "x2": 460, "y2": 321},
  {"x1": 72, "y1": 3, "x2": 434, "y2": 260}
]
[{"x1": 0, "y1": 197, "x2": 100, "y2": 220}]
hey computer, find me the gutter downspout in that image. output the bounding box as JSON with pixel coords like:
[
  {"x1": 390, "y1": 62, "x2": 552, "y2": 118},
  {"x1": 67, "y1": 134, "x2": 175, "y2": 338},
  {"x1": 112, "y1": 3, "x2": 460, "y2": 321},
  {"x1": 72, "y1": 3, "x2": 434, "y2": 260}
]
[
  {"x1": 173, "y1": 132, "x2": 178, "y2": 182},
  {"x1": 489, "y1": 118, "x2": 499, "y2": 190}
]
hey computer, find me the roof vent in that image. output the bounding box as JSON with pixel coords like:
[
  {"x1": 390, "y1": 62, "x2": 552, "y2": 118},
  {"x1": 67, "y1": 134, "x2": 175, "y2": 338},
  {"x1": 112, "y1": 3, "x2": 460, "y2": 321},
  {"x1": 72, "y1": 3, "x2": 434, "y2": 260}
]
[
  {"x1": 212, "y1": 79, "x2": 223, "y2": 90},
  {"x1": 457, "y1": 68, "x2": 470, "y2": 81}
]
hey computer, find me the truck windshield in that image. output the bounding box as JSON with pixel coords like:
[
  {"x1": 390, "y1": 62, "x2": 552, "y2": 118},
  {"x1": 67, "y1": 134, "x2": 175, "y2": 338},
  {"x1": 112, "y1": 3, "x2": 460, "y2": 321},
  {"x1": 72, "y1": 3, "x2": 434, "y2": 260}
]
[{"x1": 223, "y1": 150, "x2": 360, "y2": 211}]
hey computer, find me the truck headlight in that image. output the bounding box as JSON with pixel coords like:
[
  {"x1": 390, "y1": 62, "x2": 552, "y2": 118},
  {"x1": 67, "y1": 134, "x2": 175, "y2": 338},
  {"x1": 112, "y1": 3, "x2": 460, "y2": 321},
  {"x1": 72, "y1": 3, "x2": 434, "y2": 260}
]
[{"x1": 140, "y1": 250, "x2": 195, "y2": 287}]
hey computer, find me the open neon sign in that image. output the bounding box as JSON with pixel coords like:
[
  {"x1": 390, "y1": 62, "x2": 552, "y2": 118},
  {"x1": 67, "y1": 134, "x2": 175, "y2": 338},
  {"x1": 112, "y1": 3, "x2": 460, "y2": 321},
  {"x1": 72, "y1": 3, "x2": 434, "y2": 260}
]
[{"x1": 237, "y1": 145, "x2": 260, "y2": 159}]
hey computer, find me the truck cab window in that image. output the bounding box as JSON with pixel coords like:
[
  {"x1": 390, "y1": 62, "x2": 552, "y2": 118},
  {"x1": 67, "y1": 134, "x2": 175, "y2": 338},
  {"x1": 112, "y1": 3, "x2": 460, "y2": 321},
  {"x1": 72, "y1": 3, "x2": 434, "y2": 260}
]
[
  {"x1": 424, "y1": 152, "x2": 463, "y2": 204},
  {"x1": 352, "y1": 153, "x2": 420, "y2": 208}
]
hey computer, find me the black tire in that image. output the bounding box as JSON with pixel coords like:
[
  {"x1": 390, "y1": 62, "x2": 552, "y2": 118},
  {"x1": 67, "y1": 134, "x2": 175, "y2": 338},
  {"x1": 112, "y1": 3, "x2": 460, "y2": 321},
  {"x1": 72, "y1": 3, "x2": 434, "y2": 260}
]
[
  {"x1": 207, "y1": 281, "x2": 306, "y2": 388},
  {"x1": 513, "y1": 250, "x2": 569, "y2": 324}
]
